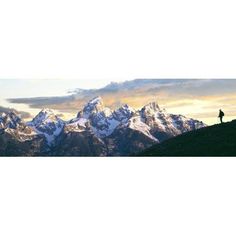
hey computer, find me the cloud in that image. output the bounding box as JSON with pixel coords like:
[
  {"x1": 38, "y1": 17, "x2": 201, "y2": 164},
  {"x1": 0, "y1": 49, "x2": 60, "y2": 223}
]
[
  {"x1": 5, "y1": 79, "x2": 236, "y2": 125},
  {"x1": 7, "y1": 95, "x2": 76, "y2": 108},
  {"x1": 0, "y1": 106, "x2": 32, "y2": 119},
  {"x1": 6, "y1": 79, "x2": 208, "y2": 108}
]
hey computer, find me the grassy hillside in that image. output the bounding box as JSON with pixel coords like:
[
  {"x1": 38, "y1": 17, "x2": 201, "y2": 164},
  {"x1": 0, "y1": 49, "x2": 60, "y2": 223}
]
[{"x1": 138, "y1": 120, "x2": 236, "y2": 156}]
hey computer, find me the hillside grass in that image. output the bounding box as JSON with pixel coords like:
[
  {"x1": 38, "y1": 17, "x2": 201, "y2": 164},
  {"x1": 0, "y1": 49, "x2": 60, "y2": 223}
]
[{"x1": 138, "y1": 120, "x2": 236, "y2": 156}]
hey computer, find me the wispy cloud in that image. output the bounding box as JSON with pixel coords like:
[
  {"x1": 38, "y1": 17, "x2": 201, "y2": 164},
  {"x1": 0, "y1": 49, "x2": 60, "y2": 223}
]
[
  {"x1": 0, "y1": 106, "x2": 32, "y2": 119},
  {"x1": 3, "y1": 79, "x2": 236, "y2": 125}
]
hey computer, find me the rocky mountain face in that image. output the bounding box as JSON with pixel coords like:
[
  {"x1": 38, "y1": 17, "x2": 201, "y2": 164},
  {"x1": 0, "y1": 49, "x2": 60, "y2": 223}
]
[
  {"x1": 0, "y1": 112, "x2": 48, "y2": 156},
  {"x1": 0, "y1": 97, "x2": 206, "y2": 156},
  {"x1": 27, "y1": 108, "x2": 64, "y2": 146}
]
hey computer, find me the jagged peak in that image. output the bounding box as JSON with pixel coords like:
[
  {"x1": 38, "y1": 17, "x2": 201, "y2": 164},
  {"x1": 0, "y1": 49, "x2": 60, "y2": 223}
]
[
  {"x1": 0, "y1": 111, "x2": 22, "y2": 129},
  {"x1": 31, "y1": 108, "x2": 62, "y2": 125},
  {"x1": 87, "y1": 96, "x2": 103, "y2": 105},
  {"x1": 1, "y1": 110, "x2": 21, "y2": 120},
  {"x1": 113, "y1": 104, "x2": 135, "y2": 122},
  {"x1": 39, "y1": 108, "x2": 54, "y2": 115},
  {"x1": 122, "y1": 104, "x2": 134, "y2": 110},
  {"x1": 141, "y1": 102, "x2": 162, "y2": 115},
  {"x1": 115, "y1": 104, "x2": 135, "y2": 114},
  {"x1": 80, "y1": 96, "x2": 105, "y2": 116},
  {"x1": 142, "y1": 101, "x2": 160, "y2": 112},
  {"x1": 0, "y1": 112, "x2": 7, "y2": 119}
]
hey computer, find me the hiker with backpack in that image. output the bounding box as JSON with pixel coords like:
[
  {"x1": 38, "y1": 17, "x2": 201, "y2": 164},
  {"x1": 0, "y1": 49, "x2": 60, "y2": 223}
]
[{"x1": 218, "y1": 109, "x2": 224, "y2": 123}]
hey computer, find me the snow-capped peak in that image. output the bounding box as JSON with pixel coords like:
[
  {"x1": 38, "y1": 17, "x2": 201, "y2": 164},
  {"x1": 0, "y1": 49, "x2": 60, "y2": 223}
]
[
  {"x1": 40, "y1": 108, "x2": 54, "y2": 114},
  {"x1": 37, "y1": 108, "x2": 54, "y2": 117},
  {"x1": 31, "y1": 108, "x2": 59, "y2": 125},
  {"x1": 142, "y1": 102, "x2": 160, "y2": 113},
  {"x1": 88, "y1": 96, "x2": 103, "y2": 105},
  {"x1": 28, "y1": 108, "x2": 64, "y2": 146},
  {"x1": 65, "y1": 97, "x2": 206, "y2": 143},
  {"x1": 78, "y1": 96, "x2": 105, "y2": 118},
  {"x1": 0, "y1": 112, "x2": 7, "y2": 118},
  {"x1": 85, "y1": 96, "x2": 104, "y2": 109},
  {"x1": 121, "y1": 104, "x2": 135, "y2": 113},
  {"x1": 113, "y1": 104, "x2": 135, "y2": 122},
  {"x1": 0, "y1": 111, "x2": 22, "y2": 129}
]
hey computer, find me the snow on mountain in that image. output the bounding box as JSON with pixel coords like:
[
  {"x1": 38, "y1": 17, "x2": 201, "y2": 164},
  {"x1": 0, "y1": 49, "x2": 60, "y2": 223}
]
[
  {"x1": 0, "y1": 97, "x2": 207, "y2": 156},
  {"x1": 78, "y1": 96, "x2": 106, "y2": 118},
  {"x1": 66, "y1": 97, "x2": 206, "y2": 141},
  {"x1": 141, "y1": 102, "x2": 161, "y2": 114},
  {"x1": 28, "y1": 108, "x2": 64, "y2": 145},
  {"x1": 126, "y1": 116, "x2": 158, "y2": 141},
  {"x1": 0, "y1": 112, "x2": 40, "y2": 143},
  {"x1": 140, "y1": 101, "x2": 205, "y2": 135},
  {"x1": 140, "y1": 102, "x2": 179, "y2": 135},
  {"x1": 113, "y1": 104, "x2": 135, "y2": 122},
  {"x1": 74, "y1": 97, "x2": 117, "y2": 137},
  {"x1": 170, "y1": 114, "x2": 205, "y2": 132},
  {"x1": 65, "y1": 117, "x2": 88, "y2": 133},
  {"x1": 0, "y1": 111, "x2": 22, "y2": 129},
  {"x1": 72, "y1": 97, "x2": 136, "y2": 138}
]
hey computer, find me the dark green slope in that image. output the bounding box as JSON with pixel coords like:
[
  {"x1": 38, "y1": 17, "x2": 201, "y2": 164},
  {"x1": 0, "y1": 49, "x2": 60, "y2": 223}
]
[{"x1": 138, "y1": 120, "x2": 236, "y2": 156}]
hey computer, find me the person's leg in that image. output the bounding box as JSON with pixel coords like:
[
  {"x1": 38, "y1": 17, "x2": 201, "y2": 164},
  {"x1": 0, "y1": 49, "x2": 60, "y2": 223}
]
[{"x1": 220, "y1": 117, "x2": 223, "y2": 123}]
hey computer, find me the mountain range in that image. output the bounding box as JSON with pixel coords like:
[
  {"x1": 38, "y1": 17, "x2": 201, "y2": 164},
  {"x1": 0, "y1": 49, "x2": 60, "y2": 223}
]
[{"x1": 0, "y1": 96, "x2": 206, "y2": 156}]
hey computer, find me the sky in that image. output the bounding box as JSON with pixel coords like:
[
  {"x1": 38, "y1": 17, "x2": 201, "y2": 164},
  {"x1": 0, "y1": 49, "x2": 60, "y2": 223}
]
[
  {"x1": 0, "y1": 1, "x2": 236, "y2": 125},
  {"x1": 1, "y1": 0, "x2": 236, "y2": 80},
  {"x1": 0, "y1": 78, "x2": 113, "y2": 119},
  {"x1": 1, "y1": 78, "x2": 236, "y2": 125},
  {"x1": 0, "y1": 79, "x2": 110, "y2": 98},
  {"x1": 1, "y1": 2, "x2": 236, "y2": 234}
]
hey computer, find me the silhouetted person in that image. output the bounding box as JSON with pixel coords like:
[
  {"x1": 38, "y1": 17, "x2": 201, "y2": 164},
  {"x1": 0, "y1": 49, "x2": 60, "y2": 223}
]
[{"x1": 218, "y1": 109, "x2": 224, "y2": 123}]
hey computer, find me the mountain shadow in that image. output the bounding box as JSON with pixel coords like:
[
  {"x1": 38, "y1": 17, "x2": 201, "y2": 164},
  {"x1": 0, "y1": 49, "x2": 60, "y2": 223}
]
[{"x1": 137, "y1": 120, "x2": 236, "y2": 156}]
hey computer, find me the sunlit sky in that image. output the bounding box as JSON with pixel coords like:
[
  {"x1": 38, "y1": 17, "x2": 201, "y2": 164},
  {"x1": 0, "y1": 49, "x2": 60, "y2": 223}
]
[
  {"x1": 1, "y1": 79, "x2": 236, "y2": 126},
  {"x1": 1, "y1": 1, "x2": 236, "y2": 127},
  {"x1": 0, "y1": 78, "x2": 113, "y2": 119},
  {"x1": 0, "y1": 78, "x2": 132, "y2": 117},
  {"x1": 0, "y1": 79, "x2": 111, "y2": 97}
]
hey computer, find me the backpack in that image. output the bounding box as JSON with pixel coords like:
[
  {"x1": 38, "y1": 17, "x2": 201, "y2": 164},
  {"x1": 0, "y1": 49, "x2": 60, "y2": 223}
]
[{"x1": 221, "y1": 111, "x2": 224, "y2": 116}]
